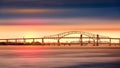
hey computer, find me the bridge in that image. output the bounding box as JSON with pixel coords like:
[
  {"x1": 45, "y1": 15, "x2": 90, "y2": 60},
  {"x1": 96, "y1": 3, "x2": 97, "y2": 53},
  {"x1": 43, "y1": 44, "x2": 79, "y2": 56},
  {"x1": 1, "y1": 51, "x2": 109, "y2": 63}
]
[{"x1": 0, "y1": 31, "x2": 120, "y2": 46}]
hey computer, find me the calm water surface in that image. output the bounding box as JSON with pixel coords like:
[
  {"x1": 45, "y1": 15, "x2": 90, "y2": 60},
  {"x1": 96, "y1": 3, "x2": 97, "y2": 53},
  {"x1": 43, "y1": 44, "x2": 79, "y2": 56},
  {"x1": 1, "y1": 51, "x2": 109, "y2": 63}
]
[{"x1": 0, "y1": 46, "x2": 120, "y2": 68}]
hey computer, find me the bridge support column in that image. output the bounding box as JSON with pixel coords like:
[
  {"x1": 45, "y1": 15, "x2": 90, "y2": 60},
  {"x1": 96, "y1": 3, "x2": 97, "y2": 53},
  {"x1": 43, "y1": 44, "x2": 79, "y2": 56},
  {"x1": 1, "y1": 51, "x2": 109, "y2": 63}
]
[
  {"x1": 109, "y1": 38, "x2": 111, "y2": 46},
  {"x1": 42, "y1": 38, "x2": 44, "y2": 45},
  {"x1": 96, "y1": 34, "x2": 99, "y2": 46},
  {"x1": 57, "y1": 39, "x2": 60, "y2": 46},
  {"x1": 119, "y1": 39, "x2": 120, "y2": 46},
  {"x1": 15, "y1": 39, "x2": 17, "y2": 44},
  {"x1": 93, "y1": 40, "x2": 95, "y2": 46},
  {"x1": 80, "y1": 35, "x2": 83, "y2": 46},
  {"x1": 6, "y1": 39, "x2": 9, "y2": 44},
  {"x1": 23, "y1": 39, "x2": 26, "y2": 44},
  {"x1": 33, "y1": 38, "x2": 35, "y2": 44}
]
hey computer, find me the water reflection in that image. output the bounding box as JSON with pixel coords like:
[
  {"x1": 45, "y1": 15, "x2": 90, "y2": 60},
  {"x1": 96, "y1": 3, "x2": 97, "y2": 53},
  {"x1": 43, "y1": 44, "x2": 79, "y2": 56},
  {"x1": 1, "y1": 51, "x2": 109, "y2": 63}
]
[{"x1": 0, "y1": 47, "x2": 120, "y2": 68}]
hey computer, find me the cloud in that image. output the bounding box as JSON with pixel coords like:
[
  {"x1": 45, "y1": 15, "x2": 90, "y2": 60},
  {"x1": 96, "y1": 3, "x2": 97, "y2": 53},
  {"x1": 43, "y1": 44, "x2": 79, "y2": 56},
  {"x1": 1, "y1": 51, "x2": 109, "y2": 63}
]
[
  {"x1": 0, "y1": 0, "x2": 119, "y2": 8},
  {"x1": 0, "y1": 0, "x2": 119, "y2": 25},
  {"x1": 0, "y1": 8, "x2": 119, "y2": 19},
  {"x1": 0, "y1": 8, "x2": 56, "y2": 14},
  {"x1": 0, "y1": 18, "x2": 120, "y2": 25}
]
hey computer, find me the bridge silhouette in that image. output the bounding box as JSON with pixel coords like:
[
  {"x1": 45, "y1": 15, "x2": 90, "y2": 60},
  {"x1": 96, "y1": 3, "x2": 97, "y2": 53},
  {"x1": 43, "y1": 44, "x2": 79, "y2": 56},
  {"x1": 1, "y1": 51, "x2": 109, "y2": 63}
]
[{"x1": 0, "y1": 31, "x2": 120, "y2": 46}]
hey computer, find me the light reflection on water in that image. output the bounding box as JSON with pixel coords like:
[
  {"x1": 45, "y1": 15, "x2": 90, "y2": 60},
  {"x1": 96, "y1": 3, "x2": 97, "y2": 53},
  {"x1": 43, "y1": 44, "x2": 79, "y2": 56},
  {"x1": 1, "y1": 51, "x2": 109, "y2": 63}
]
[{"x1": 0, "y1": 46, "x2": 120, "y2": 68}]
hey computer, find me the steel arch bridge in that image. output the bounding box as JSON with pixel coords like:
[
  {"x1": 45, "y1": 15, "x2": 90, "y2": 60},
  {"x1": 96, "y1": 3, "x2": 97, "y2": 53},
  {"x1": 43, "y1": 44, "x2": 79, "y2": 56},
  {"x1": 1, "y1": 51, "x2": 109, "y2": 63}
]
[
  {"x1": 44, "y1": 31, "x2": 109, "y2": 39},
  {"x1": 41, "y1": 31, "x2": 111, "y2": 46},
  {"x1": 0, "y1": 31, "x2": 120, "y2": 46}
]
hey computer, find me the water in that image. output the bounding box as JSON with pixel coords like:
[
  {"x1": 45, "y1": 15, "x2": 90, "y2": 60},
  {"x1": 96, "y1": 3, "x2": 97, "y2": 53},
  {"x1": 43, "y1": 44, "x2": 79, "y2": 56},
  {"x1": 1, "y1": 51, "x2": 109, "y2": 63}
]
[{"x1": 0, "y1": 46, "x2": 120, "y2": 68}]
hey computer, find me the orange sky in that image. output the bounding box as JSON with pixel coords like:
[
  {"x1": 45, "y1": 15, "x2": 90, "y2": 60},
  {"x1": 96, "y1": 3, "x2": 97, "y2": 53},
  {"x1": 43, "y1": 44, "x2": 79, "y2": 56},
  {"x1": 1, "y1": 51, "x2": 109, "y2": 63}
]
[
  {"x1": 0, "y1": 24, "x2": 120, "y2": 39},
  {"x1": 0, "y1": 23, "x2": 120, "y2": 31}
]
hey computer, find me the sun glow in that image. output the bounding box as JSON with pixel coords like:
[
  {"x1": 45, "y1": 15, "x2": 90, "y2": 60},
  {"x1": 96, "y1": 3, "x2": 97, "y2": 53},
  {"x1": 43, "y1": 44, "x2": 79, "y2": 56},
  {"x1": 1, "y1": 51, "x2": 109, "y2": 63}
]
[{"x1": 24, "y1": 32, "x2": 35, "y2": 38}]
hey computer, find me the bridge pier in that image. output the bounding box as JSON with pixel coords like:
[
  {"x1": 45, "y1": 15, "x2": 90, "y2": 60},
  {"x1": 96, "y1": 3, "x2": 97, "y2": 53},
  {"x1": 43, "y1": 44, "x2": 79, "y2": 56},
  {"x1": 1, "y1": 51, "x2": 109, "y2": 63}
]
[
  {"x1": 15, "y1": 39, "x2": 17, "y2": 44},
  {"x1": 80, "y1": 35, "x2": 83, "y2": 46},
  {"x1": 23, "y1": 39, "x2": 26, "y2": 44},
  {"x1": 32, "y1": 38, "x2": 35, "y2": 44},
  {"x1": 42, "y1": 38, "x2": 44, "y2": 45},
  {"x1": 96, "y1": 34, "x2": 99, "y2": 46},
  {"x1": 109, "y1": 38, "x2": 111, "y2": 46},
  {"x1": 57, "y1": 39, "x2": 60, "y2": 46},
  {"x1": 119, "y1": 39, "x2": 120, "y2": 46},
  {"x1": 93, "y1": 40, "x2": 95, "y2": 46},
  {"x1": 6, "y1": 39, "x2": 9, "y2": 43}
]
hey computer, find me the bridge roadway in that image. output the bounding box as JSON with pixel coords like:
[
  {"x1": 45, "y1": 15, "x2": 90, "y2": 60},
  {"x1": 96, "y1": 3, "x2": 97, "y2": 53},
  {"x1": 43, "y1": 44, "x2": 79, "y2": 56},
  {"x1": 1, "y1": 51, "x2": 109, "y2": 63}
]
[{"x1": 0, "y1": 37, "x2": 120, "y2": 46}]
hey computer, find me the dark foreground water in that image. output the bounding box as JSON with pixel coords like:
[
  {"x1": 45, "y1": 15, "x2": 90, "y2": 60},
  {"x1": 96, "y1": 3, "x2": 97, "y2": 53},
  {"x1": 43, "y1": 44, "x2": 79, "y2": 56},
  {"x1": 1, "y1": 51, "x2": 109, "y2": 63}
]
[{"x1": 0, "y1": 46, "x2": 120, "y2": 68}]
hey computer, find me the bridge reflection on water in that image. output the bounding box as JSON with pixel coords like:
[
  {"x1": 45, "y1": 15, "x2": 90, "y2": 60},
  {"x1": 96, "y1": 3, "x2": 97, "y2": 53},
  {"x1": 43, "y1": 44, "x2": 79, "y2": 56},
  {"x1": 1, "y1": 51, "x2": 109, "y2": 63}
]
[{"x1": 0, "y1": 31, "x2": 120, "y2": 46}]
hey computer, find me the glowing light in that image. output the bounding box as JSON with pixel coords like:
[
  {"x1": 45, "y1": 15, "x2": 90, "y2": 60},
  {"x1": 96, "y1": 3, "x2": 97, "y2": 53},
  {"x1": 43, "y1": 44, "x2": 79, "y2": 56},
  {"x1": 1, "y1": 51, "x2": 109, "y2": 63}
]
[{"x1": 24, "y1": 32, "x2": 37, "y2": 38}]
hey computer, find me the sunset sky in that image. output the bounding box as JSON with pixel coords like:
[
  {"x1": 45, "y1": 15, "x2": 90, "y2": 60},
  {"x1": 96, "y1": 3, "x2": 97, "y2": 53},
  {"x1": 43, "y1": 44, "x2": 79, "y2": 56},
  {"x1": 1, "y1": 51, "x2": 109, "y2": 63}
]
[{"x1": 0, "y1": 0, "x2": 120, "y2": 38}]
